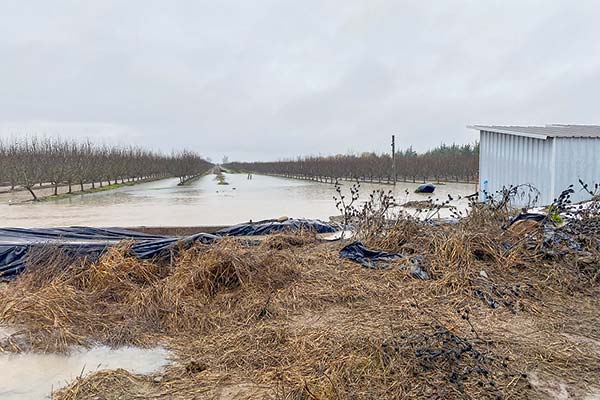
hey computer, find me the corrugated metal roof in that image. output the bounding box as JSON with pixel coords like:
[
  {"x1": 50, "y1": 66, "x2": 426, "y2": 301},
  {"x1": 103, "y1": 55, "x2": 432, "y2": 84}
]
[{"x1": 467, "y1": 124, "x2": 600, "y2": 139}]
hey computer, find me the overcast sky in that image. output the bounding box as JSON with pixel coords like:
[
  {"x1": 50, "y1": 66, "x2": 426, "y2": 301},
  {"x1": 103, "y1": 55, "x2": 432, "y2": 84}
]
[{"x1": 1, "y1": 1, "x2": 599, "y2": 161}]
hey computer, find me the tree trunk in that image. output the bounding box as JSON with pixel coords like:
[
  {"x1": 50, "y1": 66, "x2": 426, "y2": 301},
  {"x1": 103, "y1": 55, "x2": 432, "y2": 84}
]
[
  {"x1": 54, "y1": 183, "x2": 58, "y2": 196},
  {"x1": 26, "y1": 186, "x2": 38, "y2": 201},
  {"x1": 68, "y1": 181, "x2": 72, "y2": 193},
  {"x1": 80, "y1": 181, "x2": 84, "y2": 191}
]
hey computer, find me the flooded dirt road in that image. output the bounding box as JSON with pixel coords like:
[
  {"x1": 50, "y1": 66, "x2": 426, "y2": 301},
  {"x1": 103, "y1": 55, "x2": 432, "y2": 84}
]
[{"x1": 0, "y1": 174, "x2": 476, "y2": 228}]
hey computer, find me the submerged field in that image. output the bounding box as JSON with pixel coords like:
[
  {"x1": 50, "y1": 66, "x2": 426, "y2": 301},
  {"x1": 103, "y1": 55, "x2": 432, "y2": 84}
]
[
  {"x1": 0, "y1": 173, "x2": 474, "y2": 228},
  {"x1": 1, "y1": 198, "x2": 599, "y2": 399}
]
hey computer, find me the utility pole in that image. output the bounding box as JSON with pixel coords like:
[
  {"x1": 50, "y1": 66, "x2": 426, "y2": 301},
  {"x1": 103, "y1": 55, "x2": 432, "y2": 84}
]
[{"x1": 391, "y1": 135, "x2": 396, "y2": 185}]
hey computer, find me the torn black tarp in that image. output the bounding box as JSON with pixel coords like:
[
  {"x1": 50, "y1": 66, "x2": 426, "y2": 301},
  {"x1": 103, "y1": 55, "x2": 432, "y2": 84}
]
[
  {"x1": 408, "y1": 255, "x2": 430, "y2": 280},
  {"x1": 0, "y1": 227, "x2": 218, "y2": 280},
  {"x1": 508, "y1": 212, "x2": 546, "y2": 226},
  {"x1": 0, "y1": 218, "x2": 341, "y2": 280},
  {"x1": 216, "y1": 218, "x2": 338, "y2": 236},
  {"x1": 340, "y1": 242, "x2": 430, "y2": 279},
  {"x1": 339, "y1": 241, "x2": 404, "y2": 269}
]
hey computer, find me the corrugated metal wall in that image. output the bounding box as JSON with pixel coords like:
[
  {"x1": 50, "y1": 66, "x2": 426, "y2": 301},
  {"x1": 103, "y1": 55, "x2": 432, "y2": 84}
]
[
  {"x1": 479, "y1": 130, "x2": 600, "y2": 206},
  {"x1": 553, "y1": 137, "x2": 600, "y2": 203},
  {"x1": 479, "y1": 130, "x2": 554, "y2": 206}
]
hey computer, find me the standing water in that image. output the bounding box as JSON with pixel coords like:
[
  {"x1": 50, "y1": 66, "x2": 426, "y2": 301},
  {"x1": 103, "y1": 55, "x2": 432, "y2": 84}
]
[
  {"x1": 0, "y1": 174, "x2": 475, "y2": 228},
  {"x1": 0, "y1": 344, "x2": 170, "y2": 399}
]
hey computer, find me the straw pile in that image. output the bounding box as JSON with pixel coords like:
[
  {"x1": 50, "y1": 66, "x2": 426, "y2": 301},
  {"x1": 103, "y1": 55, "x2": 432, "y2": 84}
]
[{"x1": 1, "y1": 210, "x2": 599, "y2": 399}]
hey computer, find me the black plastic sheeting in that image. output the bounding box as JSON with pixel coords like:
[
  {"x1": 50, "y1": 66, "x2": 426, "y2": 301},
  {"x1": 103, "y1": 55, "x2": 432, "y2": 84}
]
[
  {"x1": 216, "y1": 218, "x2": 338, "y2": 236},
  {"x1": 339, "y1": 241, "x2": 404, "y2": 269},
  {"x1": 508, "y1": 212, "x2": 546, "y2": 226},
  {"x1": 0, "y1": 227, "x2": 219, "y2": 280},
  {"x1": 415, "y1": 183, "x2": 435, "y2": 193},
  {"x1": 339, "y1": 241, "x2": 430, "y2": 279},
  {"x1": 505, "y1": 212, "x2": 588, "y2": 255},
  {"x1": 407, "y1": 255, "x2": 430, "y2": 280},
  {"x1": 0, "y1": 219, "x2": 338, "y2": 280}
]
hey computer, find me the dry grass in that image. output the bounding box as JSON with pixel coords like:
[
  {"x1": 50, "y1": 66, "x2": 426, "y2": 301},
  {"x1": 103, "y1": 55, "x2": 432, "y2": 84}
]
[{"x1": 1, "y1": 212, "x2": 599, "y2": 399}]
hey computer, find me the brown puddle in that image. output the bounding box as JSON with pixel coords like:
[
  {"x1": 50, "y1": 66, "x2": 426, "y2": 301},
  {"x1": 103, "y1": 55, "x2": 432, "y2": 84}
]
[{"x1": 0, "y1": 345, "x2": 170, "y2": 399}]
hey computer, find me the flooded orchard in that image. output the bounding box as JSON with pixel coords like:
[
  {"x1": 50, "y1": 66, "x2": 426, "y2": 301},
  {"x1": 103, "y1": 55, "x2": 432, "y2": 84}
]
[
  {"x1": 0, "y1": 173, "x2": 475, "y2": 228},
  {"x1": 0, "y1": 173, "x2": 473, "y2": 398}
]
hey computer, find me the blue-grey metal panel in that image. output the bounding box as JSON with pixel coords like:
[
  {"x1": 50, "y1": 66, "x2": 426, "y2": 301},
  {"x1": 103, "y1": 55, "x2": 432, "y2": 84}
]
[
  {"x1": 553, "y1": 137, "x2": 600, "y2": 203},
  {"x1": 479, "y1": 130, "x2": 554, "y2": 206}
]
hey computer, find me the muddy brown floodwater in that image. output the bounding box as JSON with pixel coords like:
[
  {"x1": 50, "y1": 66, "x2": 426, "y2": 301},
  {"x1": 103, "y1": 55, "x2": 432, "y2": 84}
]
[
  {"x1": 0, "y1": 341, "x2": 170, "y2": 400},
  {"x1": 0, "y1": 173, "x2": 476, "y2": 228}
]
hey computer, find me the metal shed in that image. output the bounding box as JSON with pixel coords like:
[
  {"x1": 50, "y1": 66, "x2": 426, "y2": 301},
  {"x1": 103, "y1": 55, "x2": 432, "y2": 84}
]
[{"x1": 468, "y1": 125, "x2": 600, "y2": 206}]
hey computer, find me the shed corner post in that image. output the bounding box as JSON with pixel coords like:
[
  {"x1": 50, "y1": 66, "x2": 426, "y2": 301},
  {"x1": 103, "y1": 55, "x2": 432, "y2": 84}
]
[
  {"x1": 478, "y1": 130, "x2": 485, "y2": 202},
  {"x1": 549, "y1": 137, "x2": 557, "y2": 205}
]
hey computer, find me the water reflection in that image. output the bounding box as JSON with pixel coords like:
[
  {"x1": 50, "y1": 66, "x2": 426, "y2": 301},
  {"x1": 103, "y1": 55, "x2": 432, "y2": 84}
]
[{"x1": 0, "y1": 174, "x2": 476, "y2": 228}]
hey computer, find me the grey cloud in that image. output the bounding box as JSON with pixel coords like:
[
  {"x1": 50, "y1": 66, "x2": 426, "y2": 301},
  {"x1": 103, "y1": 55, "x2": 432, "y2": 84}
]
[{"x1": 1, "y1": 0, "x2": 599, "y2": 161}]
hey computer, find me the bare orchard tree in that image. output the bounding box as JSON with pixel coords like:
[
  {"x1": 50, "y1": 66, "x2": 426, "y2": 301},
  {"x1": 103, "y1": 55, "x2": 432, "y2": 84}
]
[
  {"x1": 41, "y1": 138, "x2": 70, "y2": 196},
  {"x1": 170, "y1": 149, "x2": 209, "y2": 184},
  {"x1": 11, "y1": 138, "x2": 45, "y2": 200},
  {"x1": 0, "y1": 136, "x2": 212, "y2": 200},
  {"x1": 225, "y1": 142, "x2": 479, "y2": 184}
]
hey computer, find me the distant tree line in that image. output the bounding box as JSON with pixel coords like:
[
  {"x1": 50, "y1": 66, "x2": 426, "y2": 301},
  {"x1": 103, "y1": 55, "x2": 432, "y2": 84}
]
[
  {"x1": 226, "y1": 143, "x2": 479, "y2": 184},
  {"x1": 0, "y1": 137, "x2": 212, "y2": 200}
]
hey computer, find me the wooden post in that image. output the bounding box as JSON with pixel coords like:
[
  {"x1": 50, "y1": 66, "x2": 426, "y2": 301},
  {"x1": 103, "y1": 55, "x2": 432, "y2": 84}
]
[{"x1": 391, "y1": 135, "x2": 396, "y2": 185}]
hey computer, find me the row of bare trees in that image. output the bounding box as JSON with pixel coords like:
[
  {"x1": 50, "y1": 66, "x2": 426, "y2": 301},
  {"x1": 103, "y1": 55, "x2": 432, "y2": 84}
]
[
  {"x1": 226, "y1": 143, "x2": 479, "y2": 184},
  {"x1": 0, "y1": 137, "x2": 212, "y2": 200}
]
